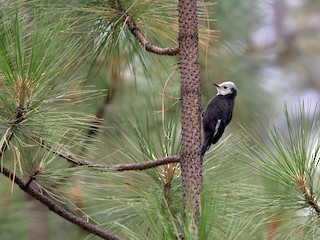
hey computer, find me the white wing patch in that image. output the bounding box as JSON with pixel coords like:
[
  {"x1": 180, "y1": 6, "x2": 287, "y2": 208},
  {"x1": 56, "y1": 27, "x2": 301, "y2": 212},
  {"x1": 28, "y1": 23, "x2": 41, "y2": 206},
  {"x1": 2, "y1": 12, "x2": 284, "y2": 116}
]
[{"x1": 214, "y1": 119, "x2": 221, "y2": 137}]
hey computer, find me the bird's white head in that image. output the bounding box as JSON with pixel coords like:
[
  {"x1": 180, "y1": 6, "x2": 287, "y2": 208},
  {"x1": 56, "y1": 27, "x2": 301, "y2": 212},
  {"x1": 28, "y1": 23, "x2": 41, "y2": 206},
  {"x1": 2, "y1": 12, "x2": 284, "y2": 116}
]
[{"x1": 213, "y1": 81, "x2": 237, "y2": 96}]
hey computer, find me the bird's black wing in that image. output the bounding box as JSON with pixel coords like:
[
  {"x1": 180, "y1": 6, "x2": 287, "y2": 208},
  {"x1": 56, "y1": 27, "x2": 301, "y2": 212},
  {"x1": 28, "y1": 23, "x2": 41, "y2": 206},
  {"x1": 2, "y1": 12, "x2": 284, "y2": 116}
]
[
  {"x1": 201, "y1": 97, "x2": 224, "y2": 156},
  {"x1": 202, "y1": 97, "x2": 223, "y2": 132},
  {"x1": 201, "y1": 96, "x2": 235, "y2": 156}
]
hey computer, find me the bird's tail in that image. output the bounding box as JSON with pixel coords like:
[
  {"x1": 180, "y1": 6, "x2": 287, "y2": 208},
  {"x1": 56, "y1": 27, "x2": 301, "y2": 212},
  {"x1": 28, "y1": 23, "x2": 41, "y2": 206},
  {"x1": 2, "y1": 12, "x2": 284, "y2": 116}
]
[{"x1": 201, "y1": 131, "x2": 213, "y2": 156}]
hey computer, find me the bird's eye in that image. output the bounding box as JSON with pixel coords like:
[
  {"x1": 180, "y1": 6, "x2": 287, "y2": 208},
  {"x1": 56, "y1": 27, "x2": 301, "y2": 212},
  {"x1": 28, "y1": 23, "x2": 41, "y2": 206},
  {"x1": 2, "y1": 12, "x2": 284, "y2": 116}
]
[{"x1": 223, "y1": 86, "x2": 227, "y2": 89}]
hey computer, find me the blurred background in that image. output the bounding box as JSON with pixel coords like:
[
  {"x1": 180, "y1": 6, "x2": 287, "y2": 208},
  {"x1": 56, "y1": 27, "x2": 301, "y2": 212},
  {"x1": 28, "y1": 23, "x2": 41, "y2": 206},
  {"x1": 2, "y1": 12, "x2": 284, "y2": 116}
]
[
  {"x1": 86, "y1": 0, "x2": 320, "y2": 131},
  {"x1": 204, "y1": 0, "x2": 320, "y2": 122},
  {"x1": 1, "y1": 0, "x2": 320, "y2": 239}
]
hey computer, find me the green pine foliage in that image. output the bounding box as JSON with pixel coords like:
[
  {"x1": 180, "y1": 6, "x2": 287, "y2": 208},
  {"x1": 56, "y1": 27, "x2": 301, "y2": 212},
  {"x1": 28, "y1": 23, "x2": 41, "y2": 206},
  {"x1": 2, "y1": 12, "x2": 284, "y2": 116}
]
[
  {"x1": 243, "y1": 102, "x2": 320, "y2": 239},
  {"x1": 1, "y1": 1, "x2": 320, "y2": 240}
]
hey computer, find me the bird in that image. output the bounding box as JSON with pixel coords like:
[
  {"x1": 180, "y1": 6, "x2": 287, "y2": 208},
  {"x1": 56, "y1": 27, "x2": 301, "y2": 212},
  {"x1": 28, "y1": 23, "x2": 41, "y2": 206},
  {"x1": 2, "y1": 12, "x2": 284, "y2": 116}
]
[{"x1": 201, "y1": 81, "x2": 237, "y2": 156}]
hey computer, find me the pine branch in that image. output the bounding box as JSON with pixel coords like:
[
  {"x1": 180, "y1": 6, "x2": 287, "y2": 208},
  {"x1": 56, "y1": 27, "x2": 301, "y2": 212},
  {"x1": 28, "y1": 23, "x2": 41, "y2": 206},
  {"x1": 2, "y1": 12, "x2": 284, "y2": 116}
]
[
  {"x1": 304, "y1": 189, "x2": 320, "y2": 217},
  {"x1": 294, "y1": 174, "x2": 320, "y2": 216},
  {"x1": 25, "y1": 169, "x2": 41, "y2": 188},
  {"x1": 0, "y1": 110, "x2": 120, "y2": 240},
  {"x1": 42, "y1": 142, "x2": 180, "y2": 171},
  {"x1": 124, "y1": 13, "x2": 179, "y2": 56},
  {"x1": 115, "y1": 0, "x2": 179, "y2": 56},
  {"x1": 0, "y1": 166, "x2": 120, "y2": 240}
]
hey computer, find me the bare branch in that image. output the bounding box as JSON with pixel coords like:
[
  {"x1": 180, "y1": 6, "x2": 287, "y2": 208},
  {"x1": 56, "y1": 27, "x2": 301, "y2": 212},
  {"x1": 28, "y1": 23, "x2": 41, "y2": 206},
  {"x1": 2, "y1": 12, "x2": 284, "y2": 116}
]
[
  {"x1": 42, "y1": 142, "x2": 180, "y2": 171},
  {"x1": 114, "y1": 0, "x2": 179, "y2": 56},
  {"x1": 124, "y1": 13, "x2": 179, "y2": 56},
  {"x1": 0, "y1": 166, "x2": 120, "y2": 240},
  {"x1": 108, "y1": 155, "x2": 181, "y2": 171}
]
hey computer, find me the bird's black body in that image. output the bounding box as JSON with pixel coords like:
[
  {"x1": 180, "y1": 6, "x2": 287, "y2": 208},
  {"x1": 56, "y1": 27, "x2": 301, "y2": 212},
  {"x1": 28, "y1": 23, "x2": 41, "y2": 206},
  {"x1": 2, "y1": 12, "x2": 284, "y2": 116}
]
[{"x1": 201, "y1": 83, "x2": 237, "y2": 156}]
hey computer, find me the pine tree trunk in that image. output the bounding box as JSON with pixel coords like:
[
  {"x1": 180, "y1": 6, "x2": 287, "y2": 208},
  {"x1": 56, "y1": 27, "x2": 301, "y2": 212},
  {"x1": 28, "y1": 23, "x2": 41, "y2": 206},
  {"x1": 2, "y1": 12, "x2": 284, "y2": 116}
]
[{"x1": 178, "y1": 0, "x2": 202, "y2": 225}]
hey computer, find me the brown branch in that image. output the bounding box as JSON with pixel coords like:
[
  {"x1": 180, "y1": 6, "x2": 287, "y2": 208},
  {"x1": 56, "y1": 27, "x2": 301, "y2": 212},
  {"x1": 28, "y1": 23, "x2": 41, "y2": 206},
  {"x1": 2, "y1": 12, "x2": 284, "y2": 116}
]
[
  {"x1": 304, "y1": 189, "x2": 320, "y2": 217},
  {"x1": 294, "y1": 173, "x2": 320, "y2": 216},
  {"x1": 42, "y1": 142, "x2": 180, "y2": 171},
  {"x1": 25, "y1": 169, "x2": 41, "y2": 188},
  {"x1": 0, "y1": 166, "x2": 120, "y2": 240},
  {"x1": 124, "y1": 13, "x2": 179, "y2": 56},
  {"x1": 40, "y1": 141, "x2": 180, "y2": 172},
  {"x1": 114, "y1": 0, "x2": 178, "y2": 56},
  {"x1": 106, "y1": 155, "x2": 180, "y2": 171},
  {"x1": 0, "y1": 109, "x2": 120, "y2": 240}
]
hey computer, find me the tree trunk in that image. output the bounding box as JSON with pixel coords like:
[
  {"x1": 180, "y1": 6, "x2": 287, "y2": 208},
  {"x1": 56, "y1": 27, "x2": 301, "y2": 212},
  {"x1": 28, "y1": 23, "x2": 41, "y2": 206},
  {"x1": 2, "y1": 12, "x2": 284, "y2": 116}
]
[{"x1": 178, "y1": 0, "x2": 202, "y2": 225}]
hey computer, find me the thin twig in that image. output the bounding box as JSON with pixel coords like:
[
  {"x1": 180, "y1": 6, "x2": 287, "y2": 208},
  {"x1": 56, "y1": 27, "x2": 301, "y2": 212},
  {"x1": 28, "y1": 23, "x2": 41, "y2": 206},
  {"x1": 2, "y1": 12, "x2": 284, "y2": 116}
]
[
  {"x1": 115, "y1": 0, "x2": 179, "y2": 56},
  {"x1": 42, "y1": 142, "x2": 180, "y2": 171},
  {"x1": 0, "y1": 166, "x2": 120, "y2": 240}
]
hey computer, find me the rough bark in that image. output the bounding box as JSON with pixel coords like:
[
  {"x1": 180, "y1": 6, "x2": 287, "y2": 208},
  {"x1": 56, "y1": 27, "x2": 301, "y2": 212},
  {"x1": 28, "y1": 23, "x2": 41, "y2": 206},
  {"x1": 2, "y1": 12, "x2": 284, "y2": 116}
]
[{"x1": 178, "y1": 0, "x2": 202, "y2": 225}]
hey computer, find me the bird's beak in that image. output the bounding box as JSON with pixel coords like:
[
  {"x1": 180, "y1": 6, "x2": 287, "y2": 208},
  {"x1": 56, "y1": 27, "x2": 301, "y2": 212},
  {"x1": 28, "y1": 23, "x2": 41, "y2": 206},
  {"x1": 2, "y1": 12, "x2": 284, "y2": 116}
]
[{"x1": 212, "y1": 82, "x2": 220, "y2": 88}]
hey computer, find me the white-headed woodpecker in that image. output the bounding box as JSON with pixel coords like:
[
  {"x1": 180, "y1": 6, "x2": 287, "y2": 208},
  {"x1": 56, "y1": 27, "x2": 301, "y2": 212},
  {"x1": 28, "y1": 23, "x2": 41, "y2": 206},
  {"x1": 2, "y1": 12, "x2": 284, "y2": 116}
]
[{"x1": 201, "y1": 81, "x2": 237, "y2": 156}]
